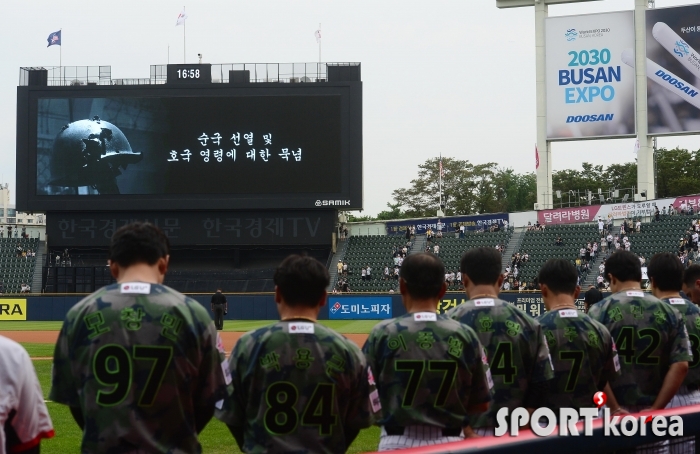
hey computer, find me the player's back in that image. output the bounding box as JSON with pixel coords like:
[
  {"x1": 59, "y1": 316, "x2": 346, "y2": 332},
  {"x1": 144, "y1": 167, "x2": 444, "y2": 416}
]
[
  {"x1": 447, "y1": 298, "x2": 553, "y2": 428},
  {"x1": 661, "y1": 297, "x2": 700, "y2": 388},
  {"x1": 588, "y1": 290, "x2": 690, "y2": 406},
  {"x1": 363, "y1": 312, "x2": 492, "y2": 429},
  {"x1": 227, "y1": 319, "x2": 372, "y2": 454},
  {"x1": 50, "y1": 282, "x2": 227, "y2": 454},
  {"x1": 537, "y1": 308, "x2": 620, "y2": 411}
]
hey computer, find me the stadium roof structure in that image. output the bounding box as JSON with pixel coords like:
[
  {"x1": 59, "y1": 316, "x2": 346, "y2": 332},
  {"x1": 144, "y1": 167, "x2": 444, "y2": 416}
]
[{"x1": 496, "y1": 0, "x2": 601, "y2": 8}]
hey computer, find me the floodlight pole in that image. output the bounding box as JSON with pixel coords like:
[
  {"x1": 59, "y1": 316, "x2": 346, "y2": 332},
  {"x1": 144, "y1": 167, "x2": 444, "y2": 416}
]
[{"x1": 635, "y1": 0, "x2": 655, "y2": 200}]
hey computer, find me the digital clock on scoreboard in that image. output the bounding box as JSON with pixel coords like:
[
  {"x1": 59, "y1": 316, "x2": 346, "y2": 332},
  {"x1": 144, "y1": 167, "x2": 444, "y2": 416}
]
[{"x1": 166, "y1": 64, "x2": 212, "y2": 84}]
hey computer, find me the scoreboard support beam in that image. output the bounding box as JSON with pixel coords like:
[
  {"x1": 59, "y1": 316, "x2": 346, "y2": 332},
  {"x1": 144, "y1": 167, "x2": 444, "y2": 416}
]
[
  {"x1": 635, "y1": 0, "x2": 655, "y2": 200},
  {"x1": 535, "y1": 0, "x2": 552, "y2": 210}
]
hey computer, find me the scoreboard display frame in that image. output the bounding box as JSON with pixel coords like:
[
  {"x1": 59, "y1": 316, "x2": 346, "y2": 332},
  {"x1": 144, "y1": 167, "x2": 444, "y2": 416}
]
[{"x1": 16, "y1": 81, "x2": 362, "y2": 212}]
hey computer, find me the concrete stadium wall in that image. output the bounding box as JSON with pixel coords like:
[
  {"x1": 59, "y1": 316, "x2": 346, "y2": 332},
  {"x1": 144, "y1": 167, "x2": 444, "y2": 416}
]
[{"x1": 0, "y1": 291, "x2": 604, "y2": 322}]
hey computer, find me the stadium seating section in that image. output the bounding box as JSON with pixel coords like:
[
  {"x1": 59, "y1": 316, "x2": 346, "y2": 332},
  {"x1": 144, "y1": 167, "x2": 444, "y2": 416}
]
[
  {"x1": 517, "y1": 224, "x2": 601, "y2": 284},
  {"x1": 0, "y1": 238, "x2": 38, "y2": 294},
  {"x1": 628, "y1": 215, "x2": 700, "y2": 259},
  {"x1": 430, "y1": 231, "x2": 512, "y2": 289},
  {"x1": 340, "y1": 231, "x2": 511, "y2": 292}
]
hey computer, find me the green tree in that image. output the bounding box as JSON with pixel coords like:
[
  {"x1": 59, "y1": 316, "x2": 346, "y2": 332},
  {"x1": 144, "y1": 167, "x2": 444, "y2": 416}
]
[
  {"x1": 347, "y1": 213, "x2": 375, "y2": 222},
  {"x1": 390, "y1": 157, "x2": 482, "y2": 217},
  {"x1": 375, "y1": 202, "x2": 406, "y2": 220},
  {"x1": 655, "y1": 148, "x2": 700, "y2": 198},
  {"x1": 390, "y1": 158, "x2": 536, "y2": 217}
]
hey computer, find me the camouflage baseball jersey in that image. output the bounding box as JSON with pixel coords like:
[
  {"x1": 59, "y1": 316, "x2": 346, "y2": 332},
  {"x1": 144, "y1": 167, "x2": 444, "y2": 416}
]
[
  {"x1": 363, "y1": 312, "x2": 492, "y2": 430},
  {"x1": 215, "y1": 319, "x2": 375, "y2": 454},
  {"x1": 447, "y1": 298, "x2": 554, "y2": 428},
  {"x1": 537, "y1": 308, "x2": 620, "y2": 411},
  {"x1": 661, "y1": 297, "x2": 700, "y2": 388},
  {"x1": 588, "y1": 290, "x2": 691, "y2": 406},
  {"x1": 50, "y1": 282, "x2": 231, "y2": 454}
]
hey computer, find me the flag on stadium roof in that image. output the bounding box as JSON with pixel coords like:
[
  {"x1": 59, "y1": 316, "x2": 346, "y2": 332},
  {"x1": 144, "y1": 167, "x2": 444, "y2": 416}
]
[
  {"x1": 535, "y1": 144, "x2": 540, "y2": 169},
  {"x1": 47, "y1": 30, "x2": 61, "y2": 47},
  {"x1": 439, "y1": 157, "x2": 444, "y2": 177},
  {"x1": 176, "y1": 10, "x2": 188, "y2": 26},
  {"x1": 633, "y1": 137, "x2": 640, "y2": 155},
  {"x1": 315, "y1": 29, "x2": 322, "y2": 43}
]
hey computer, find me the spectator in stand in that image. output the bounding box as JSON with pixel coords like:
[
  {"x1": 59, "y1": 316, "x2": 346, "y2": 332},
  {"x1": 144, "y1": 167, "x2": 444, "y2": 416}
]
[
  {"x1": 555, "y1": 237, "x2": 563, "y2": 246},
  {"x1": 366, "y1": 265, "x2": 372, "y2": 281},
  {"x1": 20, "y1": 283, "x2": 30, "y2": 294},
  {"x1": 433, "y1": 243, "x2": 440, "y2": 255},
  {"x1": 580, "y1": 247, "x2": 586, "y2": 262},
  {"x1": 598, "y1": 218, "x2": 604, "y2": 235},
  {"x1": 635, "y1": 219, "x2": 641, "y2": 233},
  {"x1": 343, "y1": 261, "x2": 348, "y2": 276},
  {"x1": 459, "y1": 224, "x2": 465, "y2": 238},
  {"x1": 393, "y1": 266, "x2": 400, "y2": 280},
  {"x1": 337, "y1": 260, "x2": 343, "y2": 276},
  {"x1": 398, "y1": 256, "x2": 404, "y2": 267},
  {"x1": 682, "y1": 200, "x2": 688, "y2": 214},
  {"x1": 596, "y1": 275, "x2": 605, "y2": 290},
  {"x1": 670, "y1": 204, "x2": 676, "y2": 216},
  {"x1": 16, "y1": 243, "x2": 22, "y2": 257},
  {"x1": 384, "y1": 266, "x2": 390, "y2": 280},
  {"x1": 405, "y1": 228, "x2": 411, "y2": 241},
  {"x1": 361, "y1": 267, "x2": 367, "y2": 281},
  {"x1": 426, "y1": 228, "x2": 434, "y2": 243}
]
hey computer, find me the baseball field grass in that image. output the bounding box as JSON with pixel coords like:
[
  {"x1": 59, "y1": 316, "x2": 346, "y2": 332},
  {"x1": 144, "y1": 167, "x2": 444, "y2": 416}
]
[{"x1": 12, "y1": 319, "x2": 383, "y2": 453}]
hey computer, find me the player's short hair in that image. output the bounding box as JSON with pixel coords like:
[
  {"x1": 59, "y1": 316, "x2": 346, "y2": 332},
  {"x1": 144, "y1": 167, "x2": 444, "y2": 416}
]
[
  {"x1": 537, "y1": 259, "x2": 578, "y2": 295},
  {"x1": 684, "y1": 264, "x2": 700, "y2": 287},
  {"x1": 647, "y1": 252, "x2": 683, "y2": 292},
  {"x1": 274, "y1": 254, "x2": 329, "y2": 307},
  {"x1": 399, "y1": 253, "x2": 445, "y2": 299},
  {"x1": 109, "y1": 222, "x2": 170, "y2": 267},
  {"x1": 584, "y1": 287, "x2": 604, "y2": 306},
  {"x1": 604, "y1": 250, "x2": 642, "y2": 283},
  {"x1": 460, "y1": 247, "x2": 501, "y2": 285}
]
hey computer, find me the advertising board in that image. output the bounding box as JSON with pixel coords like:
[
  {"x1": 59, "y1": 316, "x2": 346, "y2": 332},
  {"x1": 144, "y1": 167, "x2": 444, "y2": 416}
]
[
  {"x1": 546, "y1": 11, "x2": 636, "y2": 139},
  {"x1": 644, "y1": 5, "x2": 700, "y2": 134},
  {"x1": 328, "y1": 296, "x2": 393, "y2": 320}
]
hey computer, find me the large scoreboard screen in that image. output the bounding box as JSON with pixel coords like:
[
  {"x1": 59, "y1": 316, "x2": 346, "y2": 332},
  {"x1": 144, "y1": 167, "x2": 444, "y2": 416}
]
[{"x1": 16, "y1": 82, "x2": 362, "y2": 211}]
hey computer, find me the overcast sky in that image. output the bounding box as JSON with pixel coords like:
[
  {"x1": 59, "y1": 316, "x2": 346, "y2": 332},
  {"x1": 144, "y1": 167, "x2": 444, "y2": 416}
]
[{"x1": 3, "y1": 0, "x2": 700, "y2": 215}]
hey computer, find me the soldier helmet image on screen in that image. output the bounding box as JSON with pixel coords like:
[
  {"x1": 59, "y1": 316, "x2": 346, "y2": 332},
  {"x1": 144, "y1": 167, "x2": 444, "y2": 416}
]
[{"x1": 49, "y1": 116, "x2": 142, "y2": 194}]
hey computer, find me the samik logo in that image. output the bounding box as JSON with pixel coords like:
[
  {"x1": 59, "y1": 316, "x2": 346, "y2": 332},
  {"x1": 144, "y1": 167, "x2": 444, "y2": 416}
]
[
  {"x1": 565, "y1": 29, "x2": 578, "y2": 41},
  {"x1": 315, "y1": 200, "x2": 351, "y2": 207}
]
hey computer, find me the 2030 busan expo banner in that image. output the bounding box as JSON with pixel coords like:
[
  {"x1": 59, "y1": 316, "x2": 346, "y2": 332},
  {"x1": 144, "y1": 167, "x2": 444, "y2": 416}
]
[
  {"x1": 643, "y1": 5, "x2": 700, "y2": 134},
  {"x1": 546, "y1": 11, "x2": 636, "y2": 139}
]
